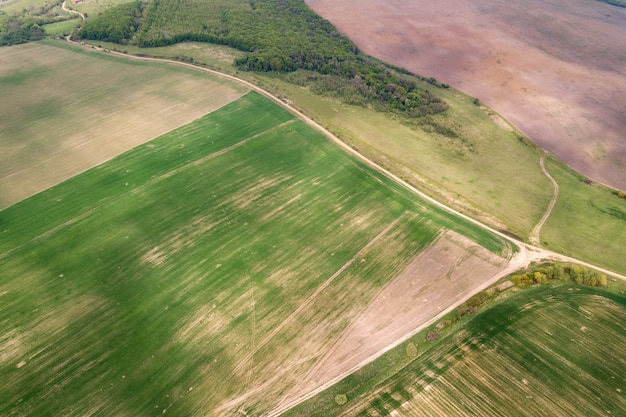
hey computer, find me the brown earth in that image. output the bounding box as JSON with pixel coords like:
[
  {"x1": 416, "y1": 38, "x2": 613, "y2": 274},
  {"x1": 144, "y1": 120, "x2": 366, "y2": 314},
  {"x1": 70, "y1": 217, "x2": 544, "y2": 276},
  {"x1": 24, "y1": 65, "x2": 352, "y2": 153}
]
[
  {"x1": 306, "y1": 0, "x2": 626, "y2": 190},
  {"x1": 266, "y1": 230, "x2": 509, "y2": 416}
]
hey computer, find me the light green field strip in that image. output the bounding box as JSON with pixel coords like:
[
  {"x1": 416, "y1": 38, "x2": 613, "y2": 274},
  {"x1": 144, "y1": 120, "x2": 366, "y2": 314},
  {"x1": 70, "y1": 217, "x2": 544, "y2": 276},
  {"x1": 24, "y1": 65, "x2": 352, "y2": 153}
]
[
  {"x1": 540, "y1": 157, "x2": 626, "y2": 275},
  {"x1": 0, "y1": 41, "x2": 248, "y2": 209},
  {"x1": 0, "y1": 91, "x2": 509, "y2": 416}
]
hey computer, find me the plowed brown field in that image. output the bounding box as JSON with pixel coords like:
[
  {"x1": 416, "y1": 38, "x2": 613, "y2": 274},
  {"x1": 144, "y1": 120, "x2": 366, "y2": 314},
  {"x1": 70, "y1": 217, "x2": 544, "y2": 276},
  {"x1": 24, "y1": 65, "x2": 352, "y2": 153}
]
[{"x1": 306, "y1": 0, "x2": 626, "y2": 190}]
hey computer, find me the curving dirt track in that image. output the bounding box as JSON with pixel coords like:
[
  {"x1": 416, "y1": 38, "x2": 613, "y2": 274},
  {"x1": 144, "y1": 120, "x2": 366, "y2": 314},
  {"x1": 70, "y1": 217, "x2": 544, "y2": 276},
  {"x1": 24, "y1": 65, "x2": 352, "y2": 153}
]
[{"x1": 306, "y1": 0, "x2": 626, "y2": 190}]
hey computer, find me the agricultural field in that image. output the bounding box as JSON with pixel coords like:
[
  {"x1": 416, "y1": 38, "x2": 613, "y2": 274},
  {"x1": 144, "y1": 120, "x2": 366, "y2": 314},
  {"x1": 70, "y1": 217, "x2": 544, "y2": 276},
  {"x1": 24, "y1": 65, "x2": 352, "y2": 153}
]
[
  {"x1": 0, "y1": 91, "x2": 512, "y2": 416},
  {"x1": 1, "y1": 1, "x2": 624, "y2": 415},
  {"x1": 0, "y1": 41, "x2": 248, "y2": 209},
  {"x1": 247, "y1": 72, "x2": 626, "y2": 275},
  {"x1": 286, "y1": 284, "x2": 626, "y2": 416},
  {"x1": 75, "y1": 0, "x2": 625, "y2": 275}
]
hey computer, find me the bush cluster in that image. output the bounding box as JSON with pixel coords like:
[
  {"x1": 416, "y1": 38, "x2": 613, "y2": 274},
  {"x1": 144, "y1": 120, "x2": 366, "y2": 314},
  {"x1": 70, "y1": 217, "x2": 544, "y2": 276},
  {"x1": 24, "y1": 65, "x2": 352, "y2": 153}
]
[
  {"x1": 511, "y1": 263, "x2": 608, "y2": 288},
  {"x1": 80, "y1": 2, "x2": 143, "y2": 44}
]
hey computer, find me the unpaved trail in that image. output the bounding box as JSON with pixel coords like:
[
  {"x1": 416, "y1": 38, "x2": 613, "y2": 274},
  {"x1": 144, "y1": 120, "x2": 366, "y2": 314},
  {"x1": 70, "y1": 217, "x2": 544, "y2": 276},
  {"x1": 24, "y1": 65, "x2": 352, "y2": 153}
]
[
  {"x1": 530, "y1": 153, "x2": 560, "y2": 246},
  {"x1": 61, "y1": 1, "x2": 85, "y2": 22}
]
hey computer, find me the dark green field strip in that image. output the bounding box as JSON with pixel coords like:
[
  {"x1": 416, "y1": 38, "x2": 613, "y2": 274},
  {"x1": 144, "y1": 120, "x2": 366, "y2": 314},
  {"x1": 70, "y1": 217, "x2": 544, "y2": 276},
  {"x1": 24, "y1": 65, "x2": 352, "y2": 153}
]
[
  {"x1": 0, "y1": 92, "x2": 442, "y2": 416},
  {"x1": 286, "y1": 285, "x2": 626, "y2": 417},
  {"x1": 0, "y1": 91, "x2": 510, "y2": 415}
]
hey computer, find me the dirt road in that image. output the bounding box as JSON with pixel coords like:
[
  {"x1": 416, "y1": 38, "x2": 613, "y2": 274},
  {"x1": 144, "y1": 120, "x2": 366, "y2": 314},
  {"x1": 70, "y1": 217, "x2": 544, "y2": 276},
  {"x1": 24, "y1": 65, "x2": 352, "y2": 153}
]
[
  {"x1": 530, "y1": 153, "x2": 560, "y2": 246},
  {"x1": 66, "y1": 40, "x2": 626, "y2": 417}
]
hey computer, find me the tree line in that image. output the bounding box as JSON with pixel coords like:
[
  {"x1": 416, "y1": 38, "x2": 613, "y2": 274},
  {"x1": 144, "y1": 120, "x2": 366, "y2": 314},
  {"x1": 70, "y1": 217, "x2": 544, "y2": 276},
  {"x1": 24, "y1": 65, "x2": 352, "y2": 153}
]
[
  {"x1": 77, "y1": 0, "x2": 449, "y2": 117},
  {"x1": 511, "y1": 263, "x2": 608, "y2": 288}
]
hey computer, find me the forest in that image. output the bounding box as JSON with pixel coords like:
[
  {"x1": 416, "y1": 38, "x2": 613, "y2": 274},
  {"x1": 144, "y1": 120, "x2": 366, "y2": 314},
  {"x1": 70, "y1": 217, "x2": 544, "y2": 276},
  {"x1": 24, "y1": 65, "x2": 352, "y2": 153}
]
[{"x1": 77, "y1": 0, "x2": 449, "y2": 117}]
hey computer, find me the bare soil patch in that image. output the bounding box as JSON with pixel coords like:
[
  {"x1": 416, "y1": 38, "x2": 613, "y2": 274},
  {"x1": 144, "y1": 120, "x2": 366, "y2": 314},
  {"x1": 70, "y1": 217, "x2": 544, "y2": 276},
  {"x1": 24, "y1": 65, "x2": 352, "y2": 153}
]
[
  {"x1": 278, "y1": 230, "x2": 507, "y2": 408},
  {"x1": 306, "y1": 0, "x2": 626, "y2": 190}
]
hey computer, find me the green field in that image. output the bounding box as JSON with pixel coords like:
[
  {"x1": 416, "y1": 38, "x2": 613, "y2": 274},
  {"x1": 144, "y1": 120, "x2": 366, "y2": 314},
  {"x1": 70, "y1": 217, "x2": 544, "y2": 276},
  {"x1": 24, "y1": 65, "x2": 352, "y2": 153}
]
[
  {"x1": 286, "y1": 284, "x2": 626, "y2": 416},
  {"x1": 0, "y1": 41, "x2": 247, "y2": 209},
  {"x1": 0, "y1": 91, "x2": 510, "y2": 416},
  {"x1": 41, "y1": 18, "x2": 81, "y2": 37}
]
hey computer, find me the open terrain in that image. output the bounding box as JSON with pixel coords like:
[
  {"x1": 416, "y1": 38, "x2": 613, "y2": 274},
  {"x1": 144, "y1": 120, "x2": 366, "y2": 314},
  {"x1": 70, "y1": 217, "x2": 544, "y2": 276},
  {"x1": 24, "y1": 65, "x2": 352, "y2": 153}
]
[
  {"x1": 285, "y1": 284, "x2": 626, "y2": 416},
  {"x1": 0, "y1": 91, "x2": 512, "y2": 416},
  {"x1": 1, "y1": 2, "x2": 625, "y2": 415},
  {"x1": 272, "y1": 230, "x2": 508, "y2": 414},
  {"x1": 0, "y1": 41, "x2": 247, "y2": 209},
  {"x1": 306, "y1": 0, "x2": 626, "y2": 190},
  {"x1": 49, "y1": 2, "x2": 626, "y2": 274},
  {"x1": 250, "y1": 73, "x2": 626, "y2": 275}
]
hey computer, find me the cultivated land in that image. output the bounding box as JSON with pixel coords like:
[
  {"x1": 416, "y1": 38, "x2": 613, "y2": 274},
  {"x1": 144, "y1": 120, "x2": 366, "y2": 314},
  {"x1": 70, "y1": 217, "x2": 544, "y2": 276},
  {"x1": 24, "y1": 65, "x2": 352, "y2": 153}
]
[
  {"x1": 285, "y1": 284, "x2": 626, "y2": 416},
  {"x1": 0, "y1": 91, "x2": 512, "y2": 416},
  {"x1": 2, "y1": 2, "x2": 625, "y2": 415},
  {"x1": 0, "y1": 41, "x2": 247, "y2": 209},
  {"x1": 79, "y1": 26, "x2": 626, "y2": 275},
  {"x1": 244, "y1": 73, "x2": 626, "y2": 275},
  {"x1": 306, "y1": 0, "x2": 626, "y2": 191}
]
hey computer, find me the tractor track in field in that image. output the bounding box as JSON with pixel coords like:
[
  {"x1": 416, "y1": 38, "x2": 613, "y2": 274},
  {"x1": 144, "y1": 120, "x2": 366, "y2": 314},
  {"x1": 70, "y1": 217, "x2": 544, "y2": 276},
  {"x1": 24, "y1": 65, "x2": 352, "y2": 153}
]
[
  {"x1": 62, "y1": 38, "x2": 626, "y2": 417},
  {"x1": 225, "y1": 215, "x2": 405, "y2": 380}
]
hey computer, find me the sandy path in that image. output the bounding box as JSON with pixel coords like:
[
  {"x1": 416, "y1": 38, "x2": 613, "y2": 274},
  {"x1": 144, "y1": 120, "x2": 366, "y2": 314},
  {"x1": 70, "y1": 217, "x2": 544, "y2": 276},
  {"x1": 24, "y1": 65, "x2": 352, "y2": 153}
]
[
  {"x1": 530, "y1": 153, "x2": 560, "y2": 245},
  {"x1": 306, "y1": 0, "x2": 626, "y2": 190}
]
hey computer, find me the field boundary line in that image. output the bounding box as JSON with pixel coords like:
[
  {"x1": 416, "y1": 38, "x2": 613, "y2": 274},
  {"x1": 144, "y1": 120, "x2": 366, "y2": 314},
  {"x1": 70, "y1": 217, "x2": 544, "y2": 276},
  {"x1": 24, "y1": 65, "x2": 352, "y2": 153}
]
[
  {"x1": 132, "y1": 118, "x2": 295, "y2": 192},
  {"x1": 530, "y1": 152, "x2": 559, "y2": 246},
  {"x1": 0, "y1": 115, "x2": 289, "y2": 261},
  {"x1": 220, "y1": 214, "x2": 406, "y2": 406},
  {"x1": 0, "y1": 90, "x2": 241, "y2": 187}
]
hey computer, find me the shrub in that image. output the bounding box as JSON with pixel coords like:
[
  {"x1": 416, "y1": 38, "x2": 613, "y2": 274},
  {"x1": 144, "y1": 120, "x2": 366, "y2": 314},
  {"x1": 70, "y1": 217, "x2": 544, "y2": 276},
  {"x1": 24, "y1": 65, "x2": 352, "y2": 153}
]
[
  {"x1": 426, "y1": 330, "x2": 440, "y2": 342},
  {"x1": 334, "y1": 393, "x2": 348, "y2": 405},
  {"x1": 405, "y1": 342, "x2": 418, "y2": 357}
]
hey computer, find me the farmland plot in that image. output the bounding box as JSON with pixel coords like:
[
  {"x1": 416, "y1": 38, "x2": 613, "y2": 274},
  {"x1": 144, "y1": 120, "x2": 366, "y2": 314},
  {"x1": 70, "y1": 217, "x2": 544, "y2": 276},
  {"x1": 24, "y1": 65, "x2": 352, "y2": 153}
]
[
  {"x1": 0, "y1": 41, "x2": 248, "y2": 209},
  {"x1": 288, "y1": 285, "x2": 626, "y2": 417},
  {"x1": 0, "y1": 91, "x2": 510, "y2": 416}
]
